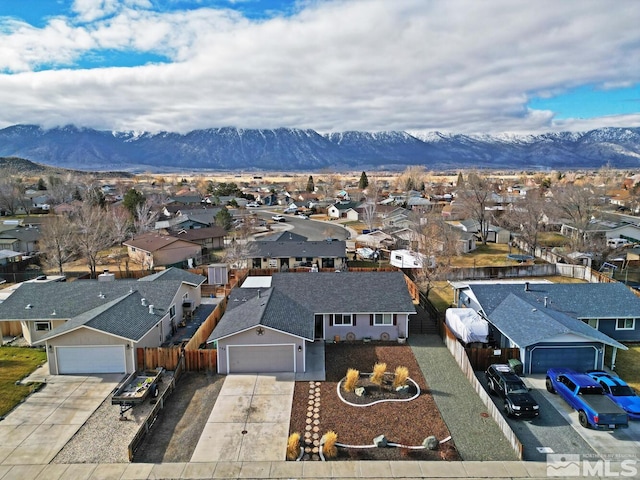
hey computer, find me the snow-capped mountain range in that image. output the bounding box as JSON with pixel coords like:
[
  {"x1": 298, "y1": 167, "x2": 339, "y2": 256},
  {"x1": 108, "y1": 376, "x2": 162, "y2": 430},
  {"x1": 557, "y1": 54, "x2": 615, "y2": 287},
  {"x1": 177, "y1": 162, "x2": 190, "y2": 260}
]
[{"x1": 0, "y1": 124, "x2": 639, "y2": 172}]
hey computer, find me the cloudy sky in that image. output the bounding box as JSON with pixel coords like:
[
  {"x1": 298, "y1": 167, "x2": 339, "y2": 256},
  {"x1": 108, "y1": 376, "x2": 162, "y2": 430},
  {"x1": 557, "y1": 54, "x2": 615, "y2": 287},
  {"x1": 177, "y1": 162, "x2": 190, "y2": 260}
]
[{"x1": 0, "y1": 0, "x2": 639, "y2": 135}]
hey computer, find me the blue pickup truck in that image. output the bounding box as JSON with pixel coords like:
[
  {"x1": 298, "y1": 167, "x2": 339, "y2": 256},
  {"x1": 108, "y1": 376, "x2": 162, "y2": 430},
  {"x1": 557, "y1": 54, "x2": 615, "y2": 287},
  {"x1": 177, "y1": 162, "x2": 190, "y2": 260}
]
[{"x1": 546, "y1": 368, "x2": 628, "y2": 429}]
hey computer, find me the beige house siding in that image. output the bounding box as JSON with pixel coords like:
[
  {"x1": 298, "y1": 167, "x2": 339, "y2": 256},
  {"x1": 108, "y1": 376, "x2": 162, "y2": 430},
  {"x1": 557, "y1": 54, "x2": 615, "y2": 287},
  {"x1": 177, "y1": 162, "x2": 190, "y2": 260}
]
[
  {"x1": 216, "y1": 327, "x2": 305, "y2": 374},
  {"x1": 21, "y1": 319, "x2": 67, "y2": 345},
  {"x1": 127, "y1": 240, "x2": 201, "y2": 269},
  {"x1": 46, "y1": 328, "x2": 134, "y2": 374},
  {"x1": 255, "y1": 256, "x2": 345, "y2": 270}
]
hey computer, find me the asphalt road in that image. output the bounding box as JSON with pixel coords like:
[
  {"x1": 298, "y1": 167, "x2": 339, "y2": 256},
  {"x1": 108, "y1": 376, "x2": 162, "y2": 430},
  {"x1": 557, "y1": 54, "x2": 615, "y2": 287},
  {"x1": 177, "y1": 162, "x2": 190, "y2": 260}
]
[
  {"x1": 476, "y1": 371, "x2": 597, "y2": 461},
  {"x1": 251, "y1": 209, "x2": 350, "y2": 241}
]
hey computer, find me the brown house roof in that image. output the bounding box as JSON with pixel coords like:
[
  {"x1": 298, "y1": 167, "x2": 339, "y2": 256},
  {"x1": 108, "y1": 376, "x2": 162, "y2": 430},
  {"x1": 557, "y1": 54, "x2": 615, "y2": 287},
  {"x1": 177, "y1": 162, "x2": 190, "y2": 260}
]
[
  {"x1": 169, "y1": 226, "x2": 226, "y2": 242},
  {"x1": 123, "y1": 233, "x2": 199, "y2": 253}
]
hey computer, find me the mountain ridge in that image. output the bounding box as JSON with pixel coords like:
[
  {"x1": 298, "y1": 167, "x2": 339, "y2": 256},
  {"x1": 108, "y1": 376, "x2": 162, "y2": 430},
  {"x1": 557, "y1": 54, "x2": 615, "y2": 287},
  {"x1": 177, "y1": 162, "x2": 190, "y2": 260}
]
[{"x1": 0, "y1": 124, "x2": 639, "y2": 172}]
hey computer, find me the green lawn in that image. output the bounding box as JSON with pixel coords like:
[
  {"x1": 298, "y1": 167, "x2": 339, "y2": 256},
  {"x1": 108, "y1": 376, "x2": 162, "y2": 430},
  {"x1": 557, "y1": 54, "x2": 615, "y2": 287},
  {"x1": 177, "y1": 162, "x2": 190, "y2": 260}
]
[
  {"x1": 537, "y1": 232, "x2": 570, "y2": 248},
  {"x1": 448, "y1": 243, "x2": 545, "y2": 268},
  {"x1": 606, "y1": 344, "x2": 640, "y2": 393},
  {"x1": 0, "y1": 346, "x2": 47, "y2": 417}
]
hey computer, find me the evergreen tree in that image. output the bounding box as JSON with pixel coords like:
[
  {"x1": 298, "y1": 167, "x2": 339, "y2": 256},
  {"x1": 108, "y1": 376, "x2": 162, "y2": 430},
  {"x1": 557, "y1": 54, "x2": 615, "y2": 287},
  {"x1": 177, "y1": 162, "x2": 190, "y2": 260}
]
[
  {"x1": 215, "y1": 208, "x2": 233, "y2": 230},
  {"x1": 358, "y1": 171, "x2": 369, "y2": 189},
  {"x1": 306, "y1": 175, "x2": 315, "y2": 193},
  {"x1": 456, "y1": 172, "x2": 464, "y2": 187},
  {"x1": 123, "y1": 189, "x2": 145, "y2": 218}
]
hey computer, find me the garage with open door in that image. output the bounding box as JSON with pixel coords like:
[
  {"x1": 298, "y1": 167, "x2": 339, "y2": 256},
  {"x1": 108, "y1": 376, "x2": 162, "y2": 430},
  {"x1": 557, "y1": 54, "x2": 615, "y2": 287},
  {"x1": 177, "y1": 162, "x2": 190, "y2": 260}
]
[
  {"x1": 56, "y1": 345, "x2": 126, "y2": 374},
  {"x1": 528, "y1": 344, "x2": 600, "y2": 374},
  {"x1": 227, "y1": 344, "x2": 295, "y2": 374}
]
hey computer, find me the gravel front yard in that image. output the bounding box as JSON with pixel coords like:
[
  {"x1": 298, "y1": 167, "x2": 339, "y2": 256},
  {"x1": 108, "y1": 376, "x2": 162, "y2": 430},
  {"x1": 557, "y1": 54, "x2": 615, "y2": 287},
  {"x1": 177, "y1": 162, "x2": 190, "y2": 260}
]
[
  {"x1": 289, "y1": 342, "x2": 459, "y2": 461},
  {"x1": 52, "y1": 371, "x2": 224, "y2": 464}
]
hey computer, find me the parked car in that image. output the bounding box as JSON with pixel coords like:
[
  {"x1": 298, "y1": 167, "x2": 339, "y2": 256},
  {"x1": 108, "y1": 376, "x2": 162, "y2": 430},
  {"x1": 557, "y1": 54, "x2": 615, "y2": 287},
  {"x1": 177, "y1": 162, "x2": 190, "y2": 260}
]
[
  {"x1": 587, "y1": 371, "x2": 640, "y2": 420},
  {"x1": 485, "y1": 364, "x2": 539, "y2": 418},
  {"x1": 546, "y1": 368, "x2": 629, "y2": 429},
  {"x1": 272, "y1": 215, "x2": 286, "y2": 222},
  {"x1": 246, "y1": 201, "x2": 260, "y2": 208}
]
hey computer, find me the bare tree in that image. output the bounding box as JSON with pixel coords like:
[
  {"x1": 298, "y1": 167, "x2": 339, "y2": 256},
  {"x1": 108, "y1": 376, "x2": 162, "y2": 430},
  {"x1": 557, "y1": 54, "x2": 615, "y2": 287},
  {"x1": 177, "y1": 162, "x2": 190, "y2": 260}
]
[
  {"x1": 550, "y1": 183, "x2": 602, "y2": 250},
  {"x1": 360, "y1": 178, "x2": 380, "y2": 231},
  {"x1": 495, "y1": 188, "x2": 548, "y2": 254},
  {"x1": 396, "y1": 166, "x2": 425, "y2": 192},
  {"x1": 39, "y1": 215, "x2": 76, "y2": 275},
  {"x1": 70, "y1": 203, "x2": 118, "y2": 278},
  {"x1": 455, "y1": 171, "x2": 494, "y2": 245},
  {"x1": 134, "y1": 200, "x2": 159, "y2": 233},
  {"x1": 0, "y1": 171, "x2": 23, "y2": 215}
]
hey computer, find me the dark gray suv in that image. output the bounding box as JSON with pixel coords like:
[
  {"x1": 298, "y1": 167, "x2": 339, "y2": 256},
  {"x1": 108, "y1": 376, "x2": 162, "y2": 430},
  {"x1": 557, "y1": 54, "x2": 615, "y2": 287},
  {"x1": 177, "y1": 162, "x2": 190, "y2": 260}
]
[{"x1": 486, "y1": 364, "x2": 539, "y2": 418}]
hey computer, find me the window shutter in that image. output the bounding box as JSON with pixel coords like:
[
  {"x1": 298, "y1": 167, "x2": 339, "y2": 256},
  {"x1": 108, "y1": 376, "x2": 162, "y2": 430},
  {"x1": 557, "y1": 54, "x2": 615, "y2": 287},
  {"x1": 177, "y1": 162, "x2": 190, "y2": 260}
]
[
  {"x1": 393, "y1": 314, "x2": 397, "y2": 326},
  {"x1": 370, "y1": 314, "x2": 374, "y2": 326},
  {"x1": 353, "y1": 315, "x2": 356, "y2": 326},
  {"x1": 329, "y1": 315, "x2": 333, "y2": 326}
]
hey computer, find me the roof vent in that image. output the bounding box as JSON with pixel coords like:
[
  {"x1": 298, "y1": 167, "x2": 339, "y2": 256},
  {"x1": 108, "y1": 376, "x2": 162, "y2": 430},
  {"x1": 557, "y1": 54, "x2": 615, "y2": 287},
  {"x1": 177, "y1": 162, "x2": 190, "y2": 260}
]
[
  {"x1": 141, "y1": 298, "x2": 147, "y2": 306},
  {"x1": 25, "y1": 304, "x2": 33, "y2": 309},
  {"x1": 51, "y1": 310, "x2": 57, "y2": 316},
  {"x1": 524, "y1": 282, "x2": 530, "y2": 292},
  {"x1": 544, "y1": 296, "x2": 548, "y2": 308},
  {"x1": 98, "y1": 292, "x2": 105, "y2": 299},
  {"x1": 148, "y1": 305, "x2": 154, "y2": 314}
]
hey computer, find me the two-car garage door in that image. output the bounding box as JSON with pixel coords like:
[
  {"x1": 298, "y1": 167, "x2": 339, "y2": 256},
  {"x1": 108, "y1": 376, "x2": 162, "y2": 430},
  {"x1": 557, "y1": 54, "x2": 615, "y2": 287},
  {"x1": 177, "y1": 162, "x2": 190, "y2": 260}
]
[
  {"x1": 528, "y1": 345, "x2": 599, "y2": 374},
  {"x1": 227, "y1": 345, "x2": 295, "y2": 374},
  {"x1": 56, "y1": 346, "x2": 126, "y2": 374}
]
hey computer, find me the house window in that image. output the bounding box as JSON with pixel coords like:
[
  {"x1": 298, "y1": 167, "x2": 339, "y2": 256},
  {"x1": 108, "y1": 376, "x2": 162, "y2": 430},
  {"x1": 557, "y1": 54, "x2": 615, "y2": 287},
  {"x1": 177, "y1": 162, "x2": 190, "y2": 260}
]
[
  {"x1": 295, "y1": 257, "x2": 303, "y2": 262},
  {"x1": 374, "y1": 313, "x2": 393, "y2": 325},
  {"x1": 35, "y1": 322, "x2": 51, "y2": 332},
  {"x1": 170, "y1": 305, "x2": 176, "y2": 319},
  {"x1": 582, "y1": 319, "x2": 599, "y2": 329},
  {"x1": 332, "y1": 314, "x2": 353, "y2": 326},
  {"x1": 616, "y1": 318, "x2": 635, "y2": 330}
]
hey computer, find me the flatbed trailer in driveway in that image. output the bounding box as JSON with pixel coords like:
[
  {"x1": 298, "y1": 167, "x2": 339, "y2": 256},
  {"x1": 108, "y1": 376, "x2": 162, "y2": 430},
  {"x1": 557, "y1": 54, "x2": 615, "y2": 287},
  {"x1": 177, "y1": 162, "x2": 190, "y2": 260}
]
[{"x1": 112, "y1": 367, "x2": 164, "y2": 419}]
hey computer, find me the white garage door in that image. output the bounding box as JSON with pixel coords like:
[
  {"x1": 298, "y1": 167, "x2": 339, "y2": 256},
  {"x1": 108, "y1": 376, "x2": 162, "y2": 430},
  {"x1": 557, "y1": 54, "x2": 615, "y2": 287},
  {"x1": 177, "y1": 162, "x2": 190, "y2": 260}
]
[
  {"x1": 228, "y1": 345, "x2": 295, "y2": 374},
  {"x1": 57, "y1": 346, "x2": 126, "y2": 374}
]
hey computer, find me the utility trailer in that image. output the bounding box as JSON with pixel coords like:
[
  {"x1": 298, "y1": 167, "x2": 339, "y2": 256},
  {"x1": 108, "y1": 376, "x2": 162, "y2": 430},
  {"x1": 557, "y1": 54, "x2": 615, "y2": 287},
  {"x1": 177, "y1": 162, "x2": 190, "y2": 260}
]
[{"x1": 111, "y1": 368, "x2": 164, "y2": 419}]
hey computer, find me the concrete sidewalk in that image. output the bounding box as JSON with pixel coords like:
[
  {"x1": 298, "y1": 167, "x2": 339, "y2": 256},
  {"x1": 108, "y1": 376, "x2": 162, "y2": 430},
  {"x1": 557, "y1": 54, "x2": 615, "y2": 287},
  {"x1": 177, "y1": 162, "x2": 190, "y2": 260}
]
[{"x1": 190, "y1": 373, "x2": 294, "y2": 463}]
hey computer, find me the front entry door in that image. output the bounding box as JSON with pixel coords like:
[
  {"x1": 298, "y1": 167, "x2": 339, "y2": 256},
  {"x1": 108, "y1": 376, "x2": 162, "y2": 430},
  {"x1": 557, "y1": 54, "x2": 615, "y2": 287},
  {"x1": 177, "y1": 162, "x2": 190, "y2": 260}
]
[{"x1": 314, "y1": 315, "x2": 324, "y2": 339}]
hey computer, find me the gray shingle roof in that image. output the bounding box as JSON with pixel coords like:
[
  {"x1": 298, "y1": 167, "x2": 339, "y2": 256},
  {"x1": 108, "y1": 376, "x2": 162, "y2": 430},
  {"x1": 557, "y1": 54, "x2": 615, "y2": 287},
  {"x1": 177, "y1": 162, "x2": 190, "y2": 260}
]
[
  {"x1": 138, "y1": 267, "x2": 205, "y2": 286},
  {"x1": 208, "y1": 271, "x2": 416, "y2": 341},
  {"x1": 470, "y1": 282, "x2": 640, "y2": 319},
  {"x1": 489, "y1": 293, "x2": 625, "y2": 349},
  {"x1": 210, "y1": 288, "x2": 314, "y2": 341},
  {"x1": 36, "y1": 291, "x2": 163, "y2": 342},
  {"x1": 251, "y1": 240, "x2": 346, "y2": 259}
]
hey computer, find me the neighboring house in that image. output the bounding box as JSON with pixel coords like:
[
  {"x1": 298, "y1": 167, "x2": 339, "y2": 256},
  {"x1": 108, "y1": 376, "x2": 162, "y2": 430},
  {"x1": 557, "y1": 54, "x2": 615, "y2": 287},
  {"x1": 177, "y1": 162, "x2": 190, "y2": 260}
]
[
  {"x1": 0, "y1": 249, "x2": 22, "y2": 265},
  {"x1": 0, "y1": 226, "x2": 42, "y2": 253},
  {"x1": 453, "y1": 281, "x2": 638, "y2": 373},
  {"x1": 207, "y1": 271, "x2": 416, "y2": 374},
  {"x1": 124, "y1": 233, "x2": 202, "y2": 270},
  {"x1": 560, "y1": 213, "x2": 640, "y2": 244},
  {"x1": 167, "y1": 194, "x2": 202, "y2": 206},
  {"x1": 248, "y1": 238, "x2": 347, "y2": 270},
  {"x1": 328, "y1": 201, "x2": 360, "y2": 219},
  {"x1": 354, "y1": 230, "x2": 395, "y2": 249},
  {"x1": 0, "y1": 268, "x2": 206, "y2": 374},
  {"x1": 169, "y1": 226, "x2": 226, "y2": 252},
  {"x1": 448, "y1": 219, "x2": 510, "y2": 244}
]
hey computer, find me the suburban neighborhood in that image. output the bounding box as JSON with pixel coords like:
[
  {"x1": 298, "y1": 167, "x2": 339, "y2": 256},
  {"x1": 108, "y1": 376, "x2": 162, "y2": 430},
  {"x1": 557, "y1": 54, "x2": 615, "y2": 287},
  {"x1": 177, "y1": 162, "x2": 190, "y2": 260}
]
[{"x1": 0, "y1": 169, "x2": 640, "y2": 479}]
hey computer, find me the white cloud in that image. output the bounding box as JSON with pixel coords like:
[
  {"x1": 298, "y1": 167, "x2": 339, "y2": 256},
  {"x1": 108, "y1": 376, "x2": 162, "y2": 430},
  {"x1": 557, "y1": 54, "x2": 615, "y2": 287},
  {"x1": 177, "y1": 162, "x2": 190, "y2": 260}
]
[{"x1": 0, "y1": 0, "x2": 639, "y2": 134}]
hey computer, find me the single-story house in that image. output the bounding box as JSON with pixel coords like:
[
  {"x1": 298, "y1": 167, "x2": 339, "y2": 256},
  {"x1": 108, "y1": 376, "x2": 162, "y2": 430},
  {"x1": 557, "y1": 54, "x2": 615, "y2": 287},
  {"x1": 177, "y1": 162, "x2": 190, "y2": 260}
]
[
  {"x1": 169, "y1": 226, "x2": 226, "y2": 252},
  {"x1": 0, "y1": 268, "x2": 206, "y2": 374},
  {"x1": 0, "y1": 249, "x2": 22, "y2": 265},
  {"x1": 207, "y1": 271, "x2": 417, "y2": 374},
  {"x1": 328, "y1": 201, "x2": 360, "y2": 219},
  {"x1": 123, "y1": 233, "x2": 202, "y2": 269},
  {"x1": 247, "y1": 238, "x2": 347, "y2": 270},
  {"x1": 354, "y1": 230, "x2": 395, "y2": 249},
  {"x1": 0, "y1": 226, "x2": 42, "y2": 254},
  {"x1": 453, "y1": 281, "x2": 637, "y2": 373}
]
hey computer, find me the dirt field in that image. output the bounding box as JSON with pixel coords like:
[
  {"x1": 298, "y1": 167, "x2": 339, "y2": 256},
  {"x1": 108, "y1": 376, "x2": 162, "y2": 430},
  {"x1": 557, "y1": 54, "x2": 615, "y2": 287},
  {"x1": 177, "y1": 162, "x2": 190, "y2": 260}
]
[{"x1": 133, "y1": 371, "x2": 224, "y2": 463}]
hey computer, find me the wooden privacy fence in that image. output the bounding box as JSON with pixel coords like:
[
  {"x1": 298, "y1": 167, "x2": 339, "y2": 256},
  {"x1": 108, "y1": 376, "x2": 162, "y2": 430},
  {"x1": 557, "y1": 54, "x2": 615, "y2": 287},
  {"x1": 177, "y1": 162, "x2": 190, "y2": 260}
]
[
  {"x1": 441, "y1": 321, "x2": 523, "y2": 460},
  {"x1": 184, "y1": 297, "x2": 227, "y2": 351},
  {"x1": 1, "y1": 321, "x2": 22, "y2": 337},
  {"x1": 464, "y1": 346, "x2": 520, "y2": 372}
]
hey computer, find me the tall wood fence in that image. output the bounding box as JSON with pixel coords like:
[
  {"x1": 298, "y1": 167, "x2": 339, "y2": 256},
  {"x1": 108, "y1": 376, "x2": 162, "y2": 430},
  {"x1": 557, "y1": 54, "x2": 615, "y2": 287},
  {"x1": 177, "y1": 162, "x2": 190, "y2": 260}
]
[
  {"x1": 1, "y1": 321, "x2": 22, "y2": 337},
  {"x1": 441, "y1": 321, "x2": 523, "y2": 460}
]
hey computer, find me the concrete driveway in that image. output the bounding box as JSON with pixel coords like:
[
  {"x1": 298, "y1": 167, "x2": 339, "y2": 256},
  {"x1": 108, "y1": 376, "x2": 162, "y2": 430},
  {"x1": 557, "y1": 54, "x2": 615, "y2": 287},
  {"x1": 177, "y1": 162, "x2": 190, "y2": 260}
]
[
  {"x1": 528, "y1": 375, "x2": 640, "y2": 460},
  {"x1": 0, "y1": 371, "x2": 121, "y2": 466},
  {"x1": 191, "y1": 373, "x2": 294, "y2": 463}
]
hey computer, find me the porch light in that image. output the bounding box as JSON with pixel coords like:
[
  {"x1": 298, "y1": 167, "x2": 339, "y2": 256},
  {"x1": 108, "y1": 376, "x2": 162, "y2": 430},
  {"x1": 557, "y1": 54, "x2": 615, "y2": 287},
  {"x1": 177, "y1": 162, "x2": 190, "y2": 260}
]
[{"x1": 298, "y1": 345, "x2": 302, "y2": 352}]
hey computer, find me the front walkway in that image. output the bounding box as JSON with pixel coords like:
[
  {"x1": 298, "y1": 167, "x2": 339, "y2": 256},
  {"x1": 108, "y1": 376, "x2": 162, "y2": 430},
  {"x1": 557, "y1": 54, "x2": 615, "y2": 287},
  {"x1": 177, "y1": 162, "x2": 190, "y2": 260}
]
[
  {"x1": 190, "y1": 374, "x2": 294, "y2": 463},
  {"x1": 410, "y1": 334, "x2": 518, "y2": 461}
]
